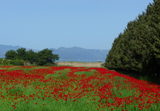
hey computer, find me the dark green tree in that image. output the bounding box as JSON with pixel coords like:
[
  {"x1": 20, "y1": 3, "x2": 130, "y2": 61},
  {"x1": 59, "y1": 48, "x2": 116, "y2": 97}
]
[
  {"x1": 0, "y1": 58, "x2": 3, "y2": 64},
  {"x1": 26, "y1": 50, "x2": 37, "y2": 64},
  {"x1": 105, "y1": 0, "x2": 160, "y2": 77},
  {"x1": 144, "y1": 0, "x2": 160, "y2": 76},
  {"x1": 5, "y1": 50, "x2": 17, "y2": 60},
  {"x1": 36, "y1": 48, "x2": 59, "y2": 66},
  {"x1": 16, "y1": 48, "x2": 27, "y2": 60}
]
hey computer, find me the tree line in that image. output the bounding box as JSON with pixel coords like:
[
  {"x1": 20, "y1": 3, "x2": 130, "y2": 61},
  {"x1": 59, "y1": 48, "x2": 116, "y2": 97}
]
[
  {"x1": 105, "y1": 0, "x2": 160, "y2": 77},
  {"x1": 4, "y1": 48, "x2": 59, "y2": 66}
]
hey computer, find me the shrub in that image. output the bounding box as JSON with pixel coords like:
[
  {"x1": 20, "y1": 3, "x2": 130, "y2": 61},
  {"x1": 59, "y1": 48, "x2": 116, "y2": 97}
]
[
  {"x1": 3, "y1": 59, "x2": 10, "y2": 65},
  {"x1": 10, "y1": 59, "x2": 24, "y2": 66},
  {"x1": 44, "y1": 63, "x2": 54, "y2": 66},
  {"x1": 0, "y1": 58, "x2": 3, "y2": 64}
]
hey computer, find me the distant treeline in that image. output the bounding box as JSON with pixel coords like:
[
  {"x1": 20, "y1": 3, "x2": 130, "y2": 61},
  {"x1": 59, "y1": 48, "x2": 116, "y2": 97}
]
[
  {"x1": 105, "y1": 0, "x2": 160, "y2": 77},
  {"x1": 1, "y1": 48, "x2": 59, "y2": 66}
]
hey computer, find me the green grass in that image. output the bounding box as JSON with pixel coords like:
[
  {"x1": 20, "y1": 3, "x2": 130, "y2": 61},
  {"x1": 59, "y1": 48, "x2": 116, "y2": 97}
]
[
  {"x1": 1, "y1": 66, "x2": 49, "y2": 73},
  {"x1": 74, "y1": 69, "x2": 97, "y2": 76},
  {"x1": 45, "y1": 68, "x2": 70, "y2": 80},
  {"x1": 0, "y1": 95, "x2": 103, "y2": 111}
]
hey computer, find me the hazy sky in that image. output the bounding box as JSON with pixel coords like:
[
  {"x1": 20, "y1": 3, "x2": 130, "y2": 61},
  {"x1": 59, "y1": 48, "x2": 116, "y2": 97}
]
[{"x1": 0, "y1": 0, "x2": 154, "y2": 50}]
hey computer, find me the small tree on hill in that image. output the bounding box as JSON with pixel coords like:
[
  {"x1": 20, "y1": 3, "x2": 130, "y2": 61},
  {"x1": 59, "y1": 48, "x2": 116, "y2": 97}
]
[
  {"x1": 5, "y1": 50, "x2": 17, "y2": 60},
  {"x1": 16, "y1": 48, "x2": 27, "y2": 60},
  {"x1": 36, "y1": 48, "x2": 59, "y2": 66},
  {"x1": 26, "y1": 50, "x2": 37, "y2": 64}
]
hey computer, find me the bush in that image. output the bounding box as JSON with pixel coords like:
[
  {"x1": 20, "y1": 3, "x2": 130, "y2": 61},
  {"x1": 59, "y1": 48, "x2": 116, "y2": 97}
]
[
  {"x1": 0, "y1": 58, "x2": 3, "y2": 64},
  {"x1": 10, "y1": 59, "x2": 24, "y2": 66},
  {"x1": 3, "y1": 59, "x2": 10, "y2": 65},
  {"x1": 44, "y1": 63, "x2": 54, "y2": 66}
]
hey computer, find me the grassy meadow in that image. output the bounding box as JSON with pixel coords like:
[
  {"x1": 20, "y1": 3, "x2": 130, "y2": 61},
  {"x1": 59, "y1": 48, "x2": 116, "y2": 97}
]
[{"x1": 0, "y1": 66, "x2": 160, "y2": 111}]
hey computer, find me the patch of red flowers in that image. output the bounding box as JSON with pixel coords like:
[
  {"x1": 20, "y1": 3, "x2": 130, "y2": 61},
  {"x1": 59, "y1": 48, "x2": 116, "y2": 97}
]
[{"x1": 0, "y1": 66, "x2": 160, "y2": 110}]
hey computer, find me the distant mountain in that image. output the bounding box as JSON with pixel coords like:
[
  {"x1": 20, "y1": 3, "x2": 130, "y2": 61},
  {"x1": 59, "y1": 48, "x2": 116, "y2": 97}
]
[
  {"x1": 50, "y1": 46, "x2": 109, "y2": 62},
  {"x1": 0, "y1": 45, "x2": 110, "y2": 62},
  {"x1": 0, "y1": 44, "x2": 39, "y2": 58},
  {"x1": 0, "y1": 44, "x2": 20, "y2": 58},
  {"x1": 0, "y1": 44, "x2": 21, "y2": 52}
]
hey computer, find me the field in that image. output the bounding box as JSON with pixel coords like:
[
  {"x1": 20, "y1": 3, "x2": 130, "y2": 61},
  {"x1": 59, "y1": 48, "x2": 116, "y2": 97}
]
[
  {"x1": 55, "y1": 61, "x2": 104, "y2": 67},
  {"x1": 0, "y1": 66, "x2": 160, "y2": 111}
]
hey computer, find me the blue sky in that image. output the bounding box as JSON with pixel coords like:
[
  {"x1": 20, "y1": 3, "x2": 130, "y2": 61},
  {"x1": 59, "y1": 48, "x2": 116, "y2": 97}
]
[{"x1": 0, "y1": 0, "x2": 154, "y2": 50}]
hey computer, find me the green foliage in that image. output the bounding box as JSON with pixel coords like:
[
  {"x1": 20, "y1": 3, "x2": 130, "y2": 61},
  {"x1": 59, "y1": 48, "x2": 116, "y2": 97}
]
[
  {"x1": 16, "y1": 48, "x2": 27, "y2": 60},
  {"x1": 10, "y1": 59, "x2": 24, "y2": 66},
  {"x1": 105, "y1": 0, "x2": 160, "y2": 77},
  {"x1": 26, "y1": 50, "x2": 37, "y2": 64},
  {"x1": 74, "y1": 69, "x2": 96, "y2": 76},
  {"x1": 3, "y1": 59, "x2": 10, "y2": 65},
  {"x1": 4, "y1": 48, "x2": 59, "y2": 66},
  {"x1": 31, "y1": 81, "x2": 48, "y2": 86},
  {"x1": 45, "y1": 69, "x2": 70, "y2": 80},
  {"x1": 36, "y1": 48, "x2": 59, "y2": 66},
  {"x1": 0, "y1": 58, "x2": 3, "y2": 64},
  {"x1": 5, "y1": 50, "x2": 17, "y2": 60},
  {"x1": 44, "y1": 62, "x2": 54, "y2": 66},
  {"x1": 8, "y1": 87, "x2": 22, "y2": 96}
]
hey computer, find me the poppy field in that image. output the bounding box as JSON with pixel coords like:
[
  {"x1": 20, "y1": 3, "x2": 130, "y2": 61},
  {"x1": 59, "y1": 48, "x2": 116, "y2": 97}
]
[{"x1": 0, "y1": 66, "x2": 160, "y2": 111}]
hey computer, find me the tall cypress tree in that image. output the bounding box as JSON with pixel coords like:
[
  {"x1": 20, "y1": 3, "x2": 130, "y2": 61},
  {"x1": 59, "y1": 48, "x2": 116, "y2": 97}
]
[
  {"x1": 105, "y1": 0, "x2": 160, "y2": 77},
  {"x1": 144, "y1": 0, "x2": 160, "y2": 76}
]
